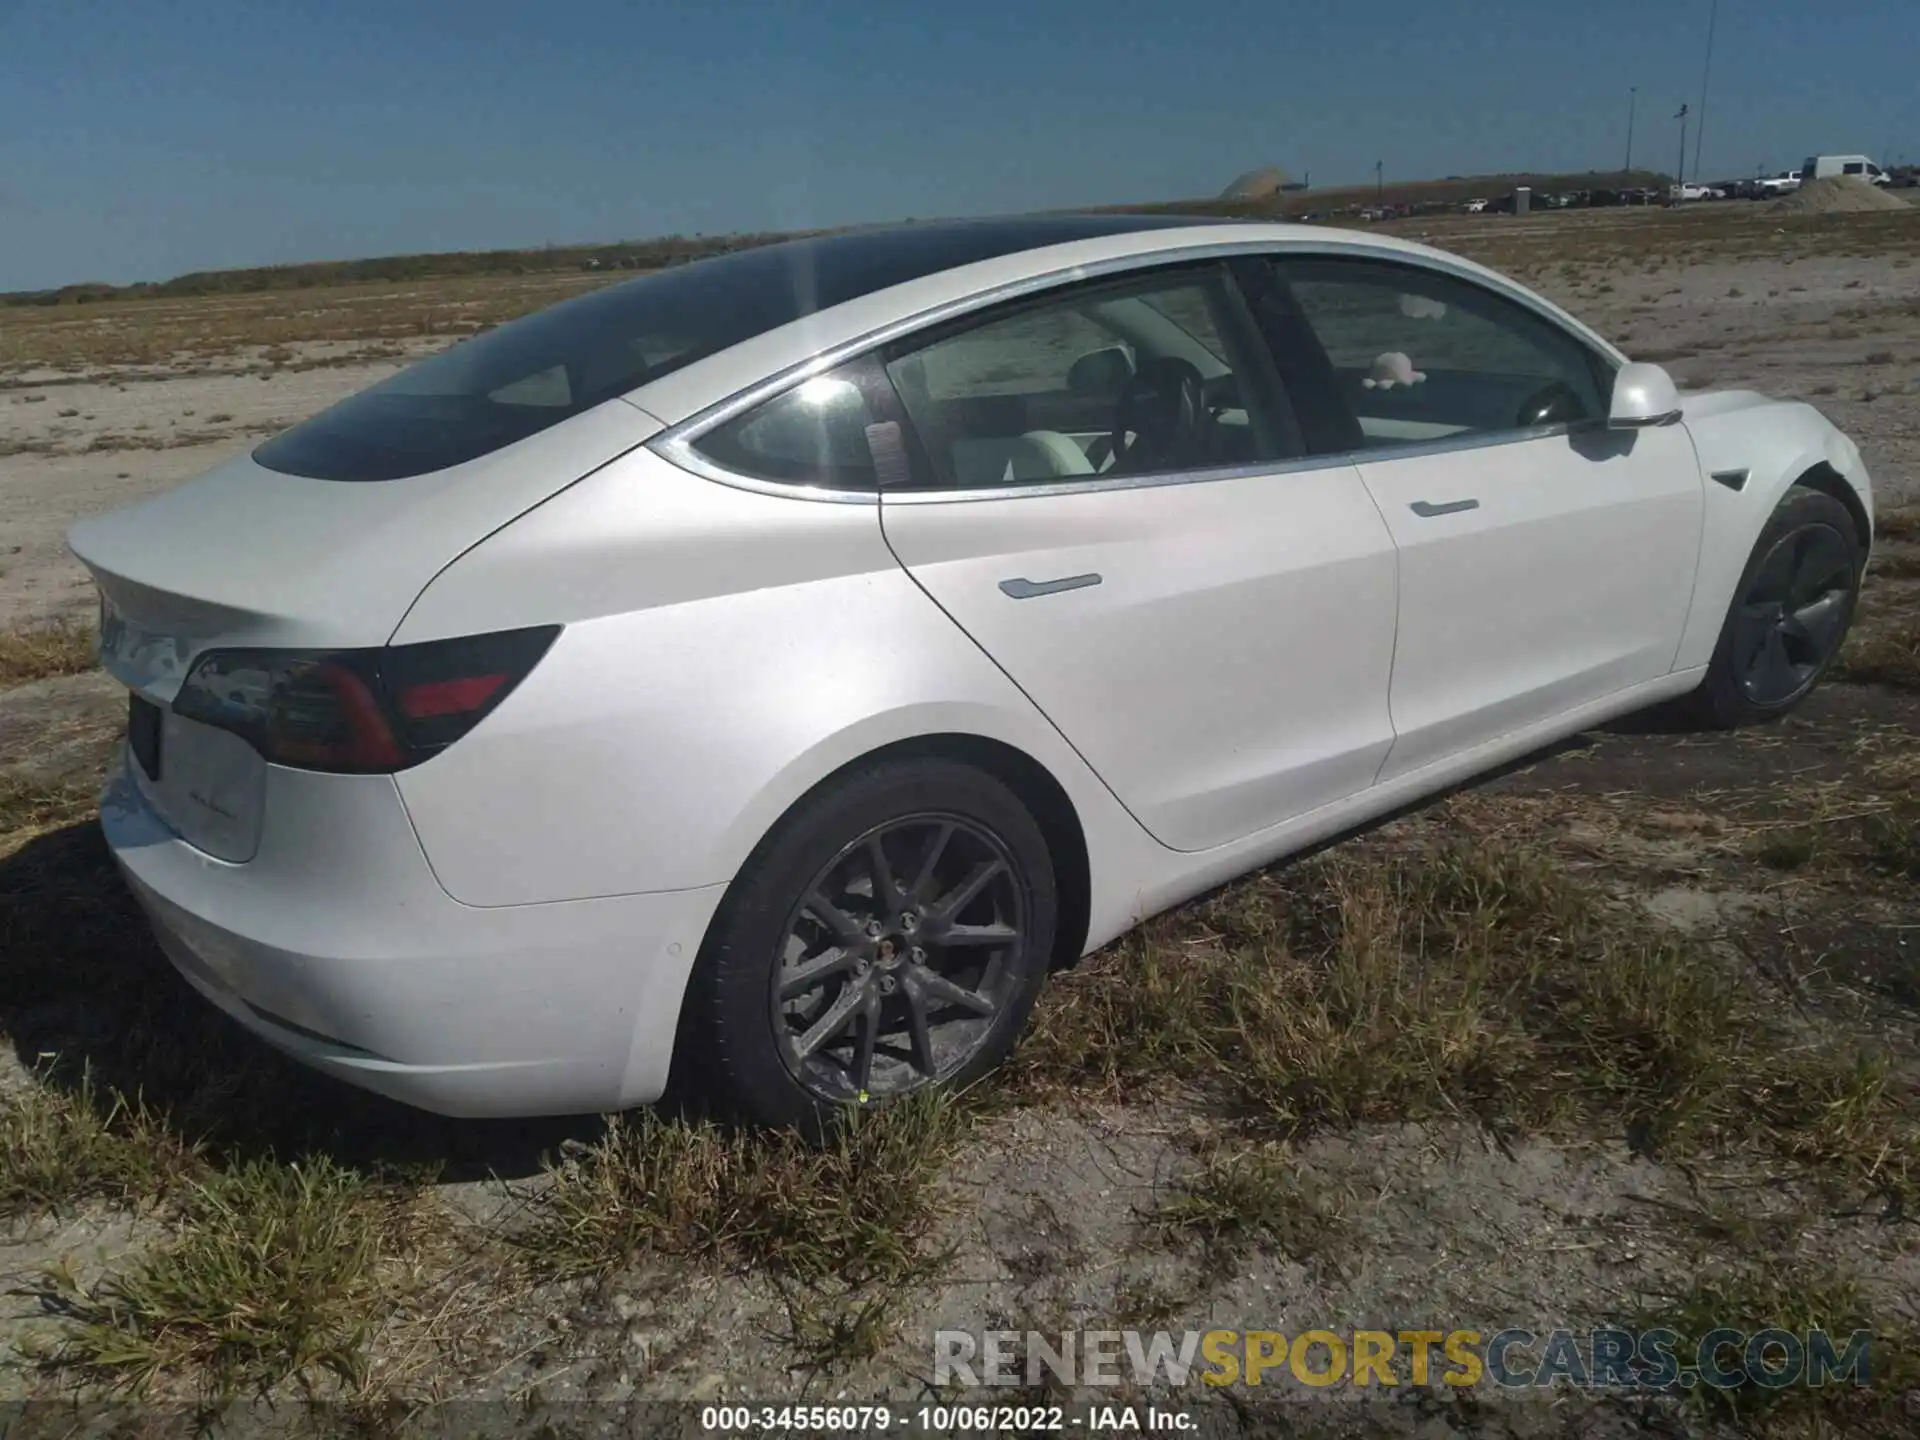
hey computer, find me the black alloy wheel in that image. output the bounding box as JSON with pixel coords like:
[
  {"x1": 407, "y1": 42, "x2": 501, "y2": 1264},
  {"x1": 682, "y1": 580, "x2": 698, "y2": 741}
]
[
  {"x1": 1683, "y1": 483, "x2": 1863, "y2": 729},
  {"x1": 771, "y1": 815, "x2": 1025, "y2": 1104},
  {"x1": 1730, "y1": 521, "x2": 1855, "y2": 706},
  {"x1": 680, "y1": 757, "x2": 1058, "y2": 1131}
]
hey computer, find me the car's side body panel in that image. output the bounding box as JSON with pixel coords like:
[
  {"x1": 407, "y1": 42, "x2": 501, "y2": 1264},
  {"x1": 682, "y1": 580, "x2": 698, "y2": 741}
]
[
  {"x1": 101, "y1": 753, "x2": 729, "y2": 1115},
  {"x1": 1119, "y1": 664, "x2": 1707, "y2": 927},
  {"x1": 1352, "y1": 423, "x2": 1705, "y2": 781},
  {"x1": 1671, "y1": 392, "x2": 1874, "y2": 671},
  {"x1": 879, "y1": 463, "x2": 1400, "y2": 853},
  {"x1": 390, "y1": 449, "x2": 1170, "y2": 929}
]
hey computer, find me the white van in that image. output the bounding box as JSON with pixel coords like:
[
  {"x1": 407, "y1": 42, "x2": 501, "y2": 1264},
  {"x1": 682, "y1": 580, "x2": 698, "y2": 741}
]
[{"x1": 1802, "y1": 155, "x2": 1892, "y2": 186}]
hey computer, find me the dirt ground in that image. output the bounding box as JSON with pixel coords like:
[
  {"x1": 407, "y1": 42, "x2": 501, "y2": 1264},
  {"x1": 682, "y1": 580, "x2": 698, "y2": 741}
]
[{"x1": 1, "y1": 205, "x2": 1918, "y2": 1436}]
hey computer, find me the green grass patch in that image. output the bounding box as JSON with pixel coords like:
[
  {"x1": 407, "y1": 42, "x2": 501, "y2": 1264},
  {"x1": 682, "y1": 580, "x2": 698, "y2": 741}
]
[
  {"x1": 520, "y1": 1089, "x2": 969, "y2": 1286},
  {"x1": 1154, "y1": 1140, "x2": 1343, "y2": 1263},
  {"x1": 1022, "y1": 843, "x2": 1917, "y2": 1189},
  {"x1": 1, "y1": 1068, "x2": 201, "y2": 1218},
  {"x1": 1630, "y1": 1261, "x2": 1913, "y2": 1430},
  {"x1": 42, "y1": 1156, "x2": 428, "y2": 1400}
]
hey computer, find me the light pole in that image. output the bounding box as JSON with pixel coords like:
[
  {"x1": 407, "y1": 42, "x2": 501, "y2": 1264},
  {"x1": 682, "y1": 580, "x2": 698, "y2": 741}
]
[
  {"x1": 1675, "y1": 104, "x2": 1690, "y2": 195},
  {"x1": 1625, "y1": 86, "x2": 1638, "y2": 175},
  {"x1": 1694, "y1": 0, "x2": 1719, "y2": 182},
  {"x1": 1375, "y1": 160, "x2": 1383, "y2": 201}
]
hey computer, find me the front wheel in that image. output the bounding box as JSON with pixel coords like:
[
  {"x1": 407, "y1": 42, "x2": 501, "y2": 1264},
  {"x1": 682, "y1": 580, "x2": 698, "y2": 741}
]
[
  {"x1": 1683, "y1": 484, "x2": 1864, "y2": 728},
  {"x1": 681, "y1": 757, "x2": 1058, "y2": 1131}
]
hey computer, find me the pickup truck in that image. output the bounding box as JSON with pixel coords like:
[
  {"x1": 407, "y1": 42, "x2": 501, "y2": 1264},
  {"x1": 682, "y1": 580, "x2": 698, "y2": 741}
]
[{"x1": 1757, "y1": 171, "x2": 1802, "y2": 196}]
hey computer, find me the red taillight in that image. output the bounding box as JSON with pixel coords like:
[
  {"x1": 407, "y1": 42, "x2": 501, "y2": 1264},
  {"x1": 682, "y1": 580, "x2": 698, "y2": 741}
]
[
  {"x1": 395, "y1": 673, "x2": 508, "y2": 721},
  {"x1": 268, "y1": 661, "x2": 407, "y2": 771},
  {"x1": 172, "y1": 625, "x2": 560, "y2": 773}
]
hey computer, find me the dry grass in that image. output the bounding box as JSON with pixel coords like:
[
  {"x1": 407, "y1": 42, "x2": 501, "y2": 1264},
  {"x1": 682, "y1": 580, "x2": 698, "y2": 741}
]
[
  {"x1": 4, "y1": 205, "x2": 1913, "y2": 379},
  {"x1": 519, "y1": 1090, "x2": 969, "y2": 1286},
  {"x1": 0, "y1": 272, "x2": 613, "y2": 377},
  {"x1": 0, "y1": 768, "x2": 102, "y2": 837},
  {"x1": 1021, "y1": 843, "x2": 1916, "y2": 1192},
  {"x1": 40, "y1": 1157, "x2": 431, "y2": 1401},
  {"x1": 1836, "y1": 592, "x2": 1920, "y2": 691},
  {"x1": 1, "y1": 1068, "x2": 201, "y2": 1217},
  {"x1": 1748, "y1": 748, "x2": 1920, "y2": 886},
  {"x1": 1153, "y1": 1139, "x2": 1344, "y2": 1263},
  {"x1": 0, "y1": 618, "x2": 97, "y2": 686},
  {"x1": 1414, "y1": 205, "x2": 1920, "y2": 281}
]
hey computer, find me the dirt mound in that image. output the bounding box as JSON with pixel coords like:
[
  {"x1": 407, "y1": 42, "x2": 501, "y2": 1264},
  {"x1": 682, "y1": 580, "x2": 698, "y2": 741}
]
[
  {"x1": 1220, "y1": 166, "x2": 1291, "y2": 201},
  {"x1": 1770, "y1": 176, "x2": 1911, "y2": 213}
]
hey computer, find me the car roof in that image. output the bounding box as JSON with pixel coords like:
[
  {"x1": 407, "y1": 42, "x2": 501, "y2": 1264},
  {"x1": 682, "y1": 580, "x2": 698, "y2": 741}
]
[
  {"x1": 624, "y1": 214, "x2": 1459, "y2": 425},
  {"x1": 597, "y1": 215, "x2": 1624, "y2": 434}
]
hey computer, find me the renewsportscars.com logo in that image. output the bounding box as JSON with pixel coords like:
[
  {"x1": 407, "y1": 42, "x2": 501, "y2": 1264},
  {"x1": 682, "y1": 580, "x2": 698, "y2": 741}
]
[{"x1": 933, "y1": 1328, "x2": 1875, "y2": 1392}]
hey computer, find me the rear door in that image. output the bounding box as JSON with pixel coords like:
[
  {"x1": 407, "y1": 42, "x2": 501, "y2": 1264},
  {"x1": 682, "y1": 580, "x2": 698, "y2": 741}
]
[
  {"x1": 1256, "y1": 253, "x2": 1704, "y2": 783},
  {"x1": 872, "y1": 262, "x2": 1400, "y2": 853}
]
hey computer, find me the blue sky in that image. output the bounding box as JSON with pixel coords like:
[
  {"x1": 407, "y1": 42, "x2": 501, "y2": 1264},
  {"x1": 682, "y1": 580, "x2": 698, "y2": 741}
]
[{"x1": 2, "y1": 0, "x2": 1913, "y2": 291}]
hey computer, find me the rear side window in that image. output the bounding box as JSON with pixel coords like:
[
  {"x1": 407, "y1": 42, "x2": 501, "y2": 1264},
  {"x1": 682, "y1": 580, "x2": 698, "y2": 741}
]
[
  {"x1": 1844, "y1": 162, "x2": 1866, "y2": 175},
  {"x1": 689, "y1": 360, "x2": 890, "y2": 491}
]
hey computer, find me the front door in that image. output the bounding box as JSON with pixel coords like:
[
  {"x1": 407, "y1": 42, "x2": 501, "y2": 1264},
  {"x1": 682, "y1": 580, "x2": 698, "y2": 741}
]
[{"x1": 1262, "y1": 253, "x2": 1704, "y2": 783}]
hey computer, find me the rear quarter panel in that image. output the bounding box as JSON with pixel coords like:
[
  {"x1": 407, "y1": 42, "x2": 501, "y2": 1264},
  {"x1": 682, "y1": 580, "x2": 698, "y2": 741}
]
[
  {"x1": 1672, "y1": 393, "x2": 1873, "y2": 671},
  {"x1": 389, "y1": 448, "x2": 1165, "y2": 936}
]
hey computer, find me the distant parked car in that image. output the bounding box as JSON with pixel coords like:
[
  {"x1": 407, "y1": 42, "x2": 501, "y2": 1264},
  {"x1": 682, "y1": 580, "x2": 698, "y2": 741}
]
[
  {"x1": 1463, "y1": 198, "x2": 1490, "y2": 214},
  {"x1": 1757, "y1": 171, "x2": 1802, "y2": 197}
]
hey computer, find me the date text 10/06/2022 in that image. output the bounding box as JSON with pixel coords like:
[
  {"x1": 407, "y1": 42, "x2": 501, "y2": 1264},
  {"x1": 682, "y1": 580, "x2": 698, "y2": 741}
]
[{"x1": 700, "y1": 1405, "x2": 1195, "y2": 1433}]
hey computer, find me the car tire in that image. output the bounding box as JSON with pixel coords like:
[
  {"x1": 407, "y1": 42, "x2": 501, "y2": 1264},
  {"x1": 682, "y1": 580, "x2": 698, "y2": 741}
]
[
  {"x1": 1682, "y1": 483, "x2": 1864, "y2": 729},
  {"x1": 680, "y1": 757, "x2": 1058, "y2": 1132}
]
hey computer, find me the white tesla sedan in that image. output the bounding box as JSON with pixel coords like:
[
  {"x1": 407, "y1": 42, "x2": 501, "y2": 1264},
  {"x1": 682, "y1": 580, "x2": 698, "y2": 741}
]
[{"x1": 69, "y1": 215, "x2": 1875, "y2": 1128}]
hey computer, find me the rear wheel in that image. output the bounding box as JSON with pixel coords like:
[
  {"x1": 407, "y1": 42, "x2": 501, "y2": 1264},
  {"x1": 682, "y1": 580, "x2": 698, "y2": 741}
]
[
  {"x1": 1684, "y1": 484, "x2": 1863, "y2": 728},
  {"x1": 682, "y1": 758, "x2": 1057, "y2": 1131}
]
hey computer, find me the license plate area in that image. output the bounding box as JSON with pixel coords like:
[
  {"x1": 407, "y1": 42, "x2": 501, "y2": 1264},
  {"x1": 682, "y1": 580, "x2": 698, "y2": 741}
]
[{"x1": 129, "y1": 694, "x2": 164, "y2": 781}]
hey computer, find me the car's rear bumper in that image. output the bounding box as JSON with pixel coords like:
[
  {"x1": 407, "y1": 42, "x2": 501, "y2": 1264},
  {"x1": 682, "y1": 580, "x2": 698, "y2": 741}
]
[{"x1": 100, "y1": 753, "x2": 727, "y2": 1118}]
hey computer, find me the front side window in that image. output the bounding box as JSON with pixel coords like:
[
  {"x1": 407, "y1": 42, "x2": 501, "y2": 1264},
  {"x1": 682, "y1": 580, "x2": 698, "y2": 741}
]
[
  {"x1": 1271, "y1": 256, "x2": 1610, "y2": 451},
  {"x1": 881, "y1": 266, "x2": 1295, "y2": 490}
]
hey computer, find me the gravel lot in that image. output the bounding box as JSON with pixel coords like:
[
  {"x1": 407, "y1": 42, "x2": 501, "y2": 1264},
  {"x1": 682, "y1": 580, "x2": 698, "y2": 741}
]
[{"x1": 1, "y1": 206, "x2": 1916, "y2": 1435}]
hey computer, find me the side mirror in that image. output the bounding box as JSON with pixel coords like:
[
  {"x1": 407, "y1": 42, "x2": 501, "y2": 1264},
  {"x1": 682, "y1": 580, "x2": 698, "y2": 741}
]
[
  {"x1": 1067, "y1": 346, "x2": 1134, "y2": 395},
  {"x1": 1608, "y1": 361, "x2": 1683, "y2": 429}
]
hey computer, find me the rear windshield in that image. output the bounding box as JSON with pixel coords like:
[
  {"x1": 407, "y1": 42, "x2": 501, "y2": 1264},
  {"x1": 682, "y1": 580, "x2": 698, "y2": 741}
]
[
  {"x1": 253, "y1": 216, "x2": 1213, "y2": 482},
  {"x1": 254, "y1": 253, "x2": 825, "y2": 481}
]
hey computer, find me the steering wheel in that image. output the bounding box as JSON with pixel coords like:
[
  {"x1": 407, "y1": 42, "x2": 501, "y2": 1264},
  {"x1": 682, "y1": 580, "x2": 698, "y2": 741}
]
[
  {"x1": 1515, "y1": 380, "x2": 1587, "y2": 428},
  {"x1": 1110, "y1": 357, "x2": 1211, "y2": 473}
]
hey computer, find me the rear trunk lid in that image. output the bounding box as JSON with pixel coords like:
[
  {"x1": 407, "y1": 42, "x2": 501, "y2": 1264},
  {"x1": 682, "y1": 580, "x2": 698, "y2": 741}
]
[{"x1": 70, "y1": 401, "x2": 656, "y2": 860}]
